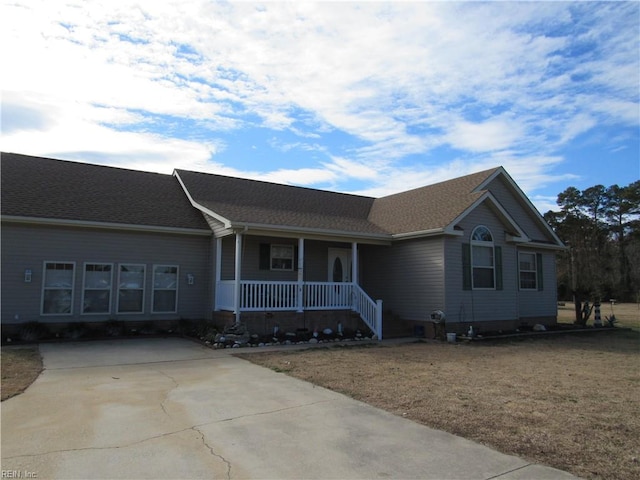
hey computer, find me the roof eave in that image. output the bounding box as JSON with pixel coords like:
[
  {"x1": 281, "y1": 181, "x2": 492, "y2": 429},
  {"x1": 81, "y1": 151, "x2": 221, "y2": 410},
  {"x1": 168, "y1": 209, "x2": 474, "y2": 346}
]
[
  {"x1": 519, "y1": 241, "x2": 568, "y2": 251},
  {"x1": 1, "y1": 215, "x2": 212, "y2": 236},
  {"x1": 228, "y1": 221, "x2": 392, "y2": 244},
  {"x1": 392, "y1": 227, "x2": 463, "y2": 240}
]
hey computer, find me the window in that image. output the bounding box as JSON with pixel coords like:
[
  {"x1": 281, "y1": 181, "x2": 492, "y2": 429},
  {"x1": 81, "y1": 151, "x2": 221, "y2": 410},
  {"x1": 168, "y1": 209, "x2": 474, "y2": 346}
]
[
  {"x1": 519, "y1": 253, "x2": 537, "y2": 290},
  {"x1": 153, "y1": 265, "x2": 178, "y2": 313},
  {"x1": 42, "y1": 262, "x2": 75, "y2": 315},
  {"x1": 471, "y1": 226, "x2": 495, "y2": 289},
  {"x1": 118, "y1": 264, "x2": 145, "y2": 313},
  {"x1": 519, "y1": 252, "x2": 543, "y2": 291},
  {"x1": 82, "y1": 263, "x2": 113, "y2": 314},
  {"x1": 271, "y1": 245, "x2": 294, "y2": 271}
]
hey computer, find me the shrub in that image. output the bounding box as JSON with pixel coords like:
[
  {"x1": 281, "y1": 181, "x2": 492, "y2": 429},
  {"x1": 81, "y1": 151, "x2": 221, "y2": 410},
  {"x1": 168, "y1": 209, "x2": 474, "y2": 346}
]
[
  {"x1": 19, "y1": 322, "x2": 50, "y2": 342},
  {"x1": 64, "y1": 322, "x2": 87, "y2": 339},
  {"x1": 105, "y1": 320, "x2": 124, "y2": 337}
]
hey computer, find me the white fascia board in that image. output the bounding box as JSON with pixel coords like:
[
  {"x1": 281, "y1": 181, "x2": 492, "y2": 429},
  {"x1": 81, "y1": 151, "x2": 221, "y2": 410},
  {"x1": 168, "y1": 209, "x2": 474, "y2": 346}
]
[
  {"x1": 521, "y1": 241, "x2": 568, "y2": 251},
  {"x1": 475, "y1": 168, "x2": 564, "y2": 247},
  {"x1": 173, "y1": 170, "x2": 233, "y2": 228},
  {"x1": 1, "y1": 215, "x2": 212, "y2": 236},
  {"x1": 392, "y1": 227, "x2": 463, "y2": 240}
]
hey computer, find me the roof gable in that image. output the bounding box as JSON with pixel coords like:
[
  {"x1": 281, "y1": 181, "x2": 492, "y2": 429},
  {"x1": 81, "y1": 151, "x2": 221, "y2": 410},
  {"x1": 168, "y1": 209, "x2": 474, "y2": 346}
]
[
  {"x1": 1, "y1": 152, "x2": 209, "y2": 232},
  {"x1": 476, "y1": 168, "x2": 564, "y2": 246}
]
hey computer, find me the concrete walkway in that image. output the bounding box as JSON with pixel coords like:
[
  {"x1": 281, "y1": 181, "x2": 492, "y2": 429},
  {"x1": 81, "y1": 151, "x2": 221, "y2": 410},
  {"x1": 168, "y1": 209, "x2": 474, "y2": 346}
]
[{"x1": 1, "y1": 338, "x2": 579, "y2": 479}]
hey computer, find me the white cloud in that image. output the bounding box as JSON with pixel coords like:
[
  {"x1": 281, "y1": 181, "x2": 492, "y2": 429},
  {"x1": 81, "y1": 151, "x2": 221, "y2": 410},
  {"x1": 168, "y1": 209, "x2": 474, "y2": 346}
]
[
  {"x1": 446, "y1": 118, "x2": 525, "y2": 153},
  {"x1": 1, "y1": 0, "x2": 637, "y2": 201}
]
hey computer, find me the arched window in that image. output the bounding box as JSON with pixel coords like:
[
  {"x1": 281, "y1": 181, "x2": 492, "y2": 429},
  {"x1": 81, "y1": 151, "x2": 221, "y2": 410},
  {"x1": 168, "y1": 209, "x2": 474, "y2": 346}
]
[{"x1": 471, "y1": 226, "x2": 495, "y2": 289}]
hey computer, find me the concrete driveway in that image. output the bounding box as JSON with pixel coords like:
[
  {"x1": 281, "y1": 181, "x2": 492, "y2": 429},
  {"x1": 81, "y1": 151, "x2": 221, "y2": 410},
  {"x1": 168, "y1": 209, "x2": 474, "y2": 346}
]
[{"x1": 1, "y1": 338, "x2": 578, "y2": 479}]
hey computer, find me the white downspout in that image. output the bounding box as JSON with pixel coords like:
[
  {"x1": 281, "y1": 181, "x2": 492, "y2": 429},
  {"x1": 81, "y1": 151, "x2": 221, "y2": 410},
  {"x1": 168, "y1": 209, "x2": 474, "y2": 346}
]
[
  {"x1": 351, "y1": 242, "x2": 358, "y2": 311},
  {"x1": 234, "y1": 232, "x2": 242, "y2": 324}
]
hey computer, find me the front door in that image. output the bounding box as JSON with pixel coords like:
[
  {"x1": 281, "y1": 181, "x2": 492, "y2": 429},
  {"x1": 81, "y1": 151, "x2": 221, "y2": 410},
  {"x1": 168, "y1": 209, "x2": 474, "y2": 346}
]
[{"x1": 328, "y1": 248, "x2": 352, "y2": 282}]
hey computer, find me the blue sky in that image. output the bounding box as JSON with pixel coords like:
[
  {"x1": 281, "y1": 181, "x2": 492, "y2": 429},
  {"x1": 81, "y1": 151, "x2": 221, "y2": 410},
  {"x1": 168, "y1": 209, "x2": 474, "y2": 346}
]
[{"x1": 2, "y1": 0, "x2": 639, "y2": 213}]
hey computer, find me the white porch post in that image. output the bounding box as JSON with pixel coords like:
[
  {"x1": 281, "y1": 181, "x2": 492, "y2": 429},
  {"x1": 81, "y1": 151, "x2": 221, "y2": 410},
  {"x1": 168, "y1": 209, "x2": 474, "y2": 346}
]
[
  {"x1": 351, "y1": 242, "x2": 358, "y2": 285},
  {"x1": 351, "y1": 242, "x2": 358, "y2": 311},
  {"x1": 234, "y1": 233, "x2": 242, "y2": 324},
  {"x1": 297, "y1": 237, "x2": 304, "y2": 312},
  {"x1": 214, "y1": 237, "x2": 222, "y2": 311},
  {"x1": 376, "y1": 299, "x2": 383, "y2": 340}
]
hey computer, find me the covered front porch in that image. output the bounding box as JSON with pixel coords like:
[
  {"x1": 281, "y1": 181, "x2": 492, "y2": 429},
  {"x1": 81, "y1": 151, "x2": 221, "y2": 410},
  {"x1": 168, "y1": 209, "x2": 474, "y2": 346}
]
[{"x1": 212, "y1": 234, "x2": 384, "y2": 339}]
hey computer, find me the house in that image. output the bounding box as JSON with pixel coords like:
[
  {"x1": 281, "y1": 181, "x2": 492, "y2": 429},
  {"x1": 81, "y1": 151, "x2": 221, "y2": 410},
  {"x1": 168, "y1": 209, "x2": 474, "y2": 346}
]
[{"x1": 1, "y1": 152, "x2": 565, "y2": 339}]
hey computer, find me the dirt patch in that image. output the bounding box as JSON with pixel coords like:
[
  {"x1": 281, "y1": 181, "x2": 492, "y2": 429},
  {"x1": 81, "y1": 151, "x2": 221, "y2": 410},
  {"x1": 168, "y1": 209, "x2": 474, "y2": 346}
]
[
  {"x1": 240, "y1": 325, "x2": 639, "y2": 479},
  {"x1": 1, "y1": 346, "x2": 43, "y2": 401}
]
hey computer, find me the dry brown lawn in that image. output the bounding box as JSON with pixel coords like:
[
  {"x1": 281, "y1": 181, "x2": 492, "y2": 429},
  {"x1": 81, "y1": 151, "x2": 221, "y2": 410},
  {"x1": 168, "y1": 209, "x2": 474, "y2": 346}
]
[
  {"x1": 240, "y1": 303, "x2": 640, "y2": 480},
  {"x1": 1, "y1": 306, "x2": 638, "y2": 478},
  {"x1": 1, "y1": 346, "x2": 43, "y2": 401}
]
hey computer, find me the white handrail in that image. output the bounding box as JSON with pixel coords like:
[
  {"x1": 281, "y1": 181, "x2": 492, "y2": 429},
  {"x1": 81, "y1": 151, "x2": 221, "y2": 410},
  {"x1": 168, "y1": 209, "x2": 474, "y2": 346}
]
[
  {"x1": 216, "y1": 280, "x2": 382, "y2": 338},
  {"x1": 352, "y1": 284, "x2": 383, "y2": 339}
]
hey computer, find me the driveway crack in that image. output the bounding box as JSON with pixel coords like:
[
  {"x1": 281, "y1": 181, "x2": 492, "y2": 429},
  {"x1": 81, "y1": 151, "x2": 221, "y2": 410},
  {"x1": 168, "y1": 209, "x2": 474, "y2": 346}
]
[
  {"x1": 153, "y1": 367, "x2": 179, "y2": 418},
  {"x1": 485, "y1": 463, "x2": 534, "y2": 479},
  {"x1": 216, "y1": 399, "x2": 334, "y2": 423},
  {"x1": 192, "y1": 426, "x2": 232, "y2": 480}
]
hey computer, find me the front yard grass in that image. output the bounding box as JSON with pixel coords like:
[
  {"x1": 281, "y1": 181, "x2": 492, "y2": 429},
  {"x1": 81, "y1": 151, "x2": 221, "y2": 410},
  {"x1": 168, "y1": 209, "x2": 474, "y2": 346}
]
[
  {"x1": 241, "y1": 304, "x2": 640, "y2": 480},
  {"x1": 2, "y1": 305, "x2": 638, "y2": 479},
  {"x1": 1, "y1": 346, "x2": 43, "y2": 401}
]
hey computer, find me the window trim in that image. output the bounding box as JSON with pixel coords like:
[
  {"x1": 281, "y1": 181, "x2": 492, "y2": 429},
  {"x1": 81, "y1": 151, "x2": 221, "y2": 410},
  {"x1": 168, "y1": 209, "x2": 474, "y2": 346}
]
[
  {"x1": 117, "y1": 264, "x2": 146, "y2": 314},
  {"x1": 41, "y1": 261, "x2": 76, "y2": 316},
  {"x1": 518, "y1": 252, "x2": 538, "y2": 291},
  {"x1": 270, "y1": 244, "x2": 294, "y2": 271},
  {"x1": 152, "y1": 264, "x2": 179, "y2": 314},
  {"x1": 81, "y1": 262, "x2": 114, "y2": 315},
  {"x1": 471, "y1": 226, "x2": 495, "y2": 290}
]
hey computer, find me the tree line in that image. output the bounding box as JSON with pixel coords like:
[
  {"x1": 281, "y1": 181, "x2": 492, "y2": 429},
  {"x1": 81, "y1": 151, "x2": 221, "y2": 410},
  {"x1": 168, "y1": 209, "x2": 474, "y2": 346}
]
[{"x1": 543, "y1": 180, "x2": 640, "y2": 318}]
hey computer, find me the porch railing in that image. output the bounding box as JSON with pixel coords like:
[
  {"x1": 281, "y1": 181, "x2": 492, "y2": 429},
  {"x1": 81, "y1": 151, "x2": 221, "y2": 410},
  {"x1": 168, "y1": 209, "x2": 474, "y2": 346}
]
[{"x1": 216, "y1": 280, "x2": 382, "y2": 338}]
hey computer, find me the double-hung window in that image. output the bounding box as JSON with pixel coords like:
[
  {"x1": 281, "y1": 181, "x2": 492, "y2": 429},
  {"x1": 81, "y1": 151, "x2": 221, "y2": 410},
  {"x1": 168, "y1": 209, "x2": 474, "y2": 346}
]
[
  {"x1": 271, "y1": 245, "x2": 294, "y2": 271},
  {"x1": 519, "y1": 252, "x2": 543, "y2": 291},
  {"x1": 42, "y1": 262, "x2": 75, "y2": 315},
  {"x1": 118, "y1": 264, "x2": 145, "y2": 313},
  {"x1": 152, "y1": 265, "x2": 178, "y2": 313},
  {"x1": 519, "y1": 253, "x2": 537, "y2": 290},
  {"x1": 82, "y1": 263, "x2": 113, "y2": 314},
  {"x1": 471, "y1": 226, "x2": 495, "y2": 289}
]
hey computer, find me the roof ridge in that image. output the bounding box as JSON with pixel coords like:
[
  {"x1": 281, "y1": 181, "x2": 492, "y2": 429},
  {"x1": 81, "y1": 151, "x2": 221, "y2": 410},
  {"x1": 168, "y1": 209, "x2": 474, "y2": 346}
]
[
  {"x1": 1, "y1": 151, "x2": 174, "y2": 178},
  {"x1": 175, "y1": 168, "x2": 376, "y2": 201},
  {"x1": 377, "y1": 167, "x2": 501, "y2": 201}
]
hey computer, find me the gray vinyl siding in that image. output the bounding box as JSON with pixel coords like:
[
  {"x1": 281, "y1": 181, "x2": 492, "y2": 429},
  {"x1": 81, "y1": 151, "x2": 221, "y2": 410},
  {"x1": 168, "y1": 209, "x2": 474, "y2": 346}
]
[
  {"x1": 1, "y1": 222, "x2": 212, "y2": 324},
  {"x1": 219, "y1": 235, "x2": 350, "y2": 282},
  {"x1": 485, "y1": 176, "x2": 551, "y2": 242},
  {"x1": 361, "y1": 238, "x2": 445, "y2": 321},
  {"x1": 517, "y1": 250, "x2": 558, "y2": 318},
  {"x1": 445, "y1": 202, "x2": 519, "y2": 323}
]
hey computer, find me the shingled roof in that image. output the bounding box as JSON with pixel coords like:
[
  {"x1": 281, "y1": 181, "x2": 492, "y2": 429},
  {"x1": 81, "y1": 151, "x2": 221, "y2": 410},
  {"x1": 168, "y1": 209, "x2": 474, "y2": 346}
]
[
  {"x1": 175, "y1": 169, "x2": 386, "y2": 236},
  {"x1": 368, "y1": 168, "x2": 500, "y2": 235},
  {"x1": 176, "y1": 167, "x2": 502, "y2": 237},
  {"x1": 1, "y1": 152, "x2": 510, "y2": 239},
  {"x1": 1, "y1": 152, "x2": 210, "y2": 231}
]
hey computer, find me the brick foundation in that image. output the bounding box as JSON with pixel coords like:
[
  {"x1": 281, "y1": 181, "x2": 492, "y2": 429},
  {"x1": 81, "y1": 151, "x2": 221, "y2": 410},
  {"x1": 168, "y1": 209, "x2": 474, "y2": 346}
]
[{"x1": 213, "y1": 310, "x2": 371, "y2": 336}]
